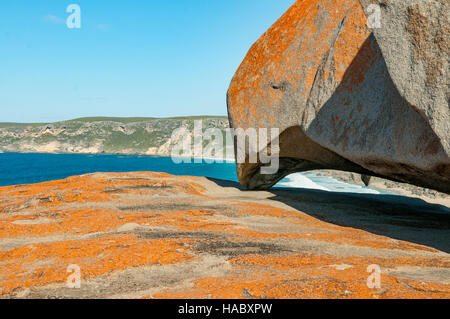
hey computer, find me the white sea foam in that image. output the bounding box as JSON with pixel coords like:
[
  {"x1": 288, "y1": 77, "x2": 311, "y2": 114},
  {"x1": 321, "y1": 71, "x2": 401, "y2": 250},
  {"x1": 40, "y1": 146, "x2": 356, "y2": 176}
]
[
  {"x1": 277, "y1": 172, "x2": 381, "y2": 194},
  {"x1": 277, "y1": 173, "x2": 329, "y2": 191}
]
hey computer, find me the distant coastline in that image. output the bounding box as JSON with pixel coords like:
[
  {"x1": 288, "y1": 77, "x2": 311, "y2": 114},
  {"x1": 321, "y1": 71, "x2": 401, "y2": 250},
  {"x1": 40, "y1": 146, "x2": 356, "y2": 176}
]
[
  {"x1": 0, "y1": 150, "x2": 236, "y2": 163},
  {"x1": 0, "y1": 116, "x2": 233, "y2": 159},
  {"x1": 1, "y1": 116, "x2": 447, "y2": 206}
]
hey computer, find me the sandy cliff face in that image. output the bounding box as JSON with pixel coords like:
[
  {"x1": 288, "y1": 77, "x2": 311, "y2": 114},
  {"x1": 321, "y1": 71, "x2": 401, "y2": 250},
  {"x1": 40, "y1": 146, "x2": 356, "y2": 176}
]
[
  {"x1": 0, "y1": 118, "x2": 232, "y2": 158},
  {"x1": 0, "y1": 172, "x2": 448, "y2": 298},
  {"x1": 227, "y1": 0, "x2": 449, "y2": 193}
]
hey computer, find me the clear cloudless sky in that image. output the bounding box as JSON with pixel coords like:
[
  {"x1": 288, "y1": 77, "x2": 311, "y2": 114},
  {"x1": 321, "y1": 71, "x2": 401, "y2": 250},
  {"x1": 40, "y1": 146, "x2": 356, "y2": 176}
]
[{"x1": 0, "y1": 0, "x2": 295, "y2": 123}]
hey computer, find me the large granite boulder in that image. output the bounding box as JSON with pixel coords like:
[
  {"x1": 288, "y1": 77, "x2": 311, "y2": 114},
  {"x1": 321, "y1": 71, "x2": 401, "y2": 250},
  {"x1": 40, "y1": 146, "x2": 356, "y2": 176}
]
[{"x1": 227, "y1": 0, "x2": 449, "y2": 193}]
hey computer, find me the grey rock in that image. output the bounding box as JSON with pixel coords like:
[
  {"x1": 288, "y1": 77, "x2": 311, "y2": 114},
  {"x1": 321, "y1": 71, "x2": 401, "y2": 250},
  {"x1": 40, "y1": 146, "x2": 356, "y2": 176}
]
[{"x1": 227, "y1": 0, "x2": 449, "y2": 193}]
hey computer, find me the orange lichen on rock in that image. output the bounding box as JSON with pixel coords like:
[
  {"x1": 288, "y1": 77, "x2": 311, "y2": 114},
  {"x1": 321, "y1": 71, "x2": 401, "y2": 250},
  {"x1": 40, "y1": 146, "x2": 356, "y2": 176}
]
[
  {"x1": 155, "y1": 254, "x2": 450, "y2": 299},
  {"x1": 232, "y1": 202, "x2": 440, "y2": 253},
  {"x1": 0, "y1": 234, "x2": 193, "y2": 295},
  {"x1": 228, "y1": 0, "x2": 370, "y2": 129},
  {"x1": 0, "y1": 172, "x2": 448, "y2": 299}
]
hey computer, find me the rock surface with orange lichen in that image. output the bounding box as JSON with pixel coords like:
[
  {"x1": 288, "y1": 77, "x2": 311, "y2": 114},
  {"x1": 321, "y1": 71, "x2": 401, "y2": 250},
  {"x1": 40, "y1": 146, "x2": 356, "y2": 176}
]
[
  {"x1": 0, "y1": 172, "x2": 449, "y2": 299},
  {"x1": 227, "y1": 0, "x2": 449, "y2": 193}
]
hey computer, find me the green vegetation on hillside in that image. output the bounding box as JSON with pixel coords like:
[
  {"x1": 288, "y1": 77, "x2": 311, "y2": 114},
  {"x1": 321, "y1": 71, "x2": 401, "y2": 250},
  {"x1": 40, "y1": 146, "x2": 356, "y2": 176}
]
[
  {"x1": 0, "y1": 116, "x2": 228, "y2": 128},
  {"x1": 0, "y1": 116, "x2": 231, "y2": 156}
]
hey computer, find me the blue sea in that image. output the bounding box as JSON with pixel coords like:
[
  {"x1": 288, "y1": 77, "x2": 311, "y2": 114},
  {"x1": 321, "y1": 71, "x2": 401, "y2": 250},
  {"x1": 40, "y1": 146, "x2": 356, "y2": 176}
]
[{"x1": 0, "y1": 153, "x2": 386, "y2": 194}]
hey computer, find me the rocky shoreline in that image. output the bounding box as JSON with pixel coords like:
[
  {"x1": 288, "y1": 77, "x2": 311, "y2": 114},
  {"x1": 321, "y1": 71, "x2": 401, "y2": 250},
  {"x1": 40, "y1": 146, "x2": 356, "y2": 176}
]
[
  {"x1": 0, "y1": 172, "x2": 448, "y2": 298},
  {"x1": 313, "y1": 170, "x2": 449, "y2": 207}
]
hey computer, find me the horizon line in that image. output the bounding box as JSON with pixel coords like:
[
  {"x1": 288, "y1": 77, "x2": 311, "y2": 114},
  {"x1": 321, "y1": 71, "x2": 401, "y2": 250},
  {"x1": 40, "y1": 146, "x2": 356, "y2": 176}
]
[{"x1": 0, "y1": 115, "x2": 229, "y2": 125}]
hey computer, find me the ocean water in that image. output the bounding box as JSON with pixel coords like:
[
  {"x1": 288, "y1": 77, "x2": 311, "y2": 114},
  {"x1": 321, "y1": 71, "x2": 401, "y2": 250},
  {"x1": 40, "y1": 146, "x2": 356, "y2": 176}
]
[{"x1": 0, "y1": 153, "x2": 385, "y2": 194}]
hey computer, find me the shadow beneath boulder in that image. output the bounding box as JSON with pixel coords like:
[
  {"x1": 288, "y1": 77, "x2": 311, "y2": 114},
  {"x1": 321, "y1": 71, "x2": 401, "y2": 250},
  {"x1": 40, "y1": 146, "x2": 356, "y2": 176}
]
[
  {"x1": 206, "y1": 177, "x2": 244, "y2": 189},
  {"x1": 206, "y1": 178, "x2": 450, "y2": 253},
  {"x1": 268, "y1": 186, "x2": 450, "y2": 253}
]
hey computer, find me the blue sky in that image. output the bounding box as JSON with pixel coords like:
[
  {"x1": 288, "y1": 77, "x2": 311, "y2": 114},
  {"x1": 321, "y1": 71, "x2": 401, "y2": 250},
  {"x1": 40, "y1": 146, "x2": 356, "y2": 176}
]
[{"x1": 0, "y1": 0, "x2": 295, "y2": 123}]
